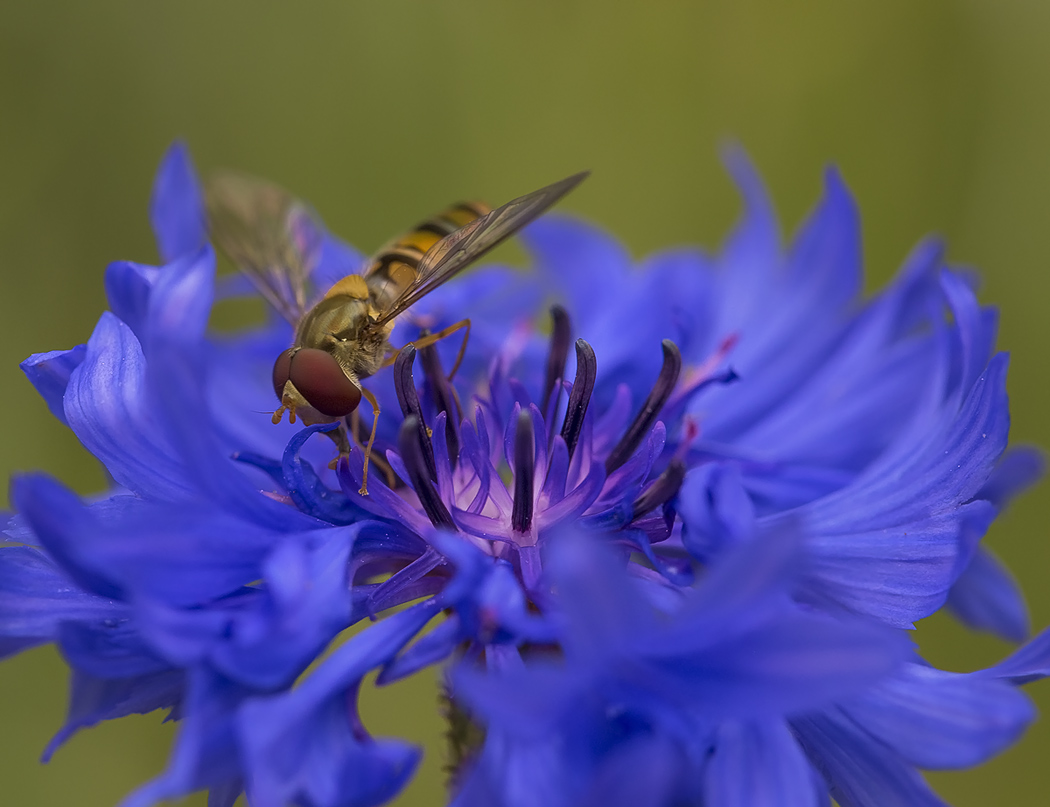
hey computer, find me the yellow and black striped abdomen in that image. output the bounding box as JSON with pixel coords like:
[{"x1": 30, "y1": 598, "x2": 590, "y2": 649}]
[{"x1": 364, "y1": 202, "x2": 491, "y2": 312}]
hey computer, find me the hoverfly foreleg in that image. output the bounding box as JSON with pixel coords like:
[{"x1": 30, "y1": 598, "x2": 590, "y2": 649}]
[
  {"x1": 342, "y1": 407, "x2": 397, "y2": 490},
  {"x1": 356, "y1": 387, "x2": 382, "y2": 496},
  {"x1": 324, "y1": 422, "x2": 352, "y2": 470}
]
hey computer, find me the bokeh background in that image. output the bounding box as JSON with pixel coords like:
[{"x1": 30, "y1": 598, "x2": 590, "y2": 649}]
[{"x1": 2, "y1": 1, "x2": 1049, "y2": 804}]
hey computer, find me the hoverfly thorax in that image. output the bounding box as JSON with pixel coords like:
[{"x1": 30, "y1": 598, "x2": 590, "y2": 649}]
[{"x1": 207, "y1": 168, "x2": 588, "y2": 493}]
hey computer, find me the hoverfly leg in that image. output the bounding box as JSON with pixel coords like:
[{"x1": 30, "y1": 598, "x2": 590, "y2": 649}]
[
  {"x1": 356, "y1": 387, "x2": 382, "y2": 496},
  {"x1": 405, "y1": 318, "x2": 472, "y2": 381},
  {"x1": 380, "y1": 345, "x2": 402, "y2": 370},
  {"x1": 344, "y1": 407, "x2": 397, "y2": 488},
  {"x1": 325, "y1": 423, "x2": 352, "y2": 471}
]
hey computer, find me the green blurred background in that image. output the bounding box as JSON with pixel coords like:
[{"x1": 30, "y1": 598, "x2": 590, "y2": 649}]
[{"x1": 1, "y1": 1, "x2": 1048, "y2": 804}]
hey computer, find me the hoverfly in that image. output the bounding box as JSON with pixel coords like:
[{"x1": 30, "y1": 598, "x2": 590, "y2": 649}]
[{"x1": 205, "y1": 169, "x2": 588, "y2": 494}]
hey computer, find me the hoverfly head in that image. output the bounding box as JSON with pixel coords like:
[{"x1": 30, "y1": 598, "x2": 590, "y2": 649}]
[{"x1": 272, "y1": 347, "x2": 363, "y2": 419}]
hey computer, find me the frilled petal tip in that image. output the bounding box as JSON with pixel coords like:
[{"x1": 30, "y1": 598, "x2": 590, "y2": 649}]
[
  {"x1": 236, "y1": 603, "x2": 438, "y2": 807},
  {"x1": 0, "y1": 545, "x2": 124, "y2": 660},
  {"x1": 43, "y1": 665, "x2": 184, "y2": 762},
  {"x1": 947, "y1": 546, "x2": 1029, "y2": 641},
  {"x1": 841, "y1": 663, "x2": 1033, "y2": 770},
  {"x1": 150, "y1": 141, "x2": 207, "y2": 264},
  {"x1": 20, "y1": 345, "x2": 87, "y2": 426},
  {"x1": 987, "y1": 623, "x2": 1050, "y2": 685}
]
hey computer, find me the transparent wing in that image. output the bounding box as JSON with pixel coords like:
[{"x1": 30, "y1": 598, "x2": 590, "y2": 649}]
[
  {"x1": 205, "y1": 171, "x2": 324, "y2": 324},
  {"x1": 372, "y1": 171, "x2": 589, "y2": 326}
]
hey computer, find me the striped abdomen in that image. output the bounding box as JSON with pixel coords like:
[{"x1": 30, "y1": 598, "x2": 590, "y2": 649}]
[{"x1": 364, "y1": 201, "x2": 491, "y2": 312}]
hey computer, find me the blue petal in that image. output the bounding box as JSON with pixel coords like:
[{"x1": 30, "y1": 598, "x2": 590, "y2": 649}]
[
  {"x1": 104, "y1": 261, "x2": 160, "y2": 340},
  {"x1": 578, "y1": 734, "x2": 686, "y2": 807},
  {"x1": 14, "y1": 474, "x2": 285, "y2": 606},
  {"x1": 144, "y1": 245, "x2": 215, "y2": 348},
  {"x1": 20, "y1": 345, "x2": 87, "y2": 426},
  {"x1": 841, "y1": 663, "x2": 1032, "y2": 769},
  {"x1": 119, "y1": 670, "x2": 247, "y2": 807},
  {"x1": 12, "y1": 474, "x2": 126, "y2": 599},
  {"x1": 941, "y1": 269, "x2": 996, "y2": 398},
  {"x1": 450, "y1": 729, "x2": 575, "y2": 807},
  {"x1": 946, "y1": 546, "x2": 1029, "y2": 641},
  {"x1": 788, "y1": 352, "x2": 1011, "y2": 626},
  {"x1": 701, "y1": 168, "x2": 861, "y2": 442},
  {"x1": 786, "y1": 168, "x2": 862, "y2": 311},
  {"x1": 0, "y1": 545, "x2": 123, "y2": 658},
  {"x1": 43, "y1": 667, "x2": 185, "y2": 762},
  {"x1": 988, "y1": 624, "x2": 1050, "y2": 684},
  {"x1": 643, "y1": 611, "x2": 910, "y2": 721},
  {"x1": 792, "y1": 711, "x2": 949, "y2": 807},
  {"x1": 150, "y1": 141, "x2": 206, "y2": 263},
  {"x1": 378, "y1": 617, "x2": 462, "y2": 684},
  {"x1": 282, "y1": 425, "x2": 366, "y2": 524},
  {"x1": 976, "y1": 445, "x2": 1045, "y2": 509},
  {"x1": 63, "y1": 313, "x2": 192, "y2": 500},
  {"x1": 146, "y1": 332, "x2": 320, "y2": 532},
  {"x1": 138, "y1": 528, "x2": 356, "y2": 689},
  {"x1": 58, "y1": 619, "x2": 172, "y2": 679},
  {"x1": 522, "y1": 216, "x2": 632, "y2": 321},
  {"x1": 728, "y1": 239, "x2": 944, "y2": 487},
  {"x1": 237, "y1": 603, "x2": 437, "y2": 807},
  {"x1": 678, "y1": 463, "x2": 756, "y2": 561},
  {"x1": 206, "y1": 779, "x2": 243, "y2": 807},
  {"x1": 715, "y1": 145, "x2": 781, "y2": 336},
  {"x1": 800, "y1": 501, "x2": 994, "y2": 628},
  {"x1": 705, "y1": 720, "x2": 820, "y2": 807}
]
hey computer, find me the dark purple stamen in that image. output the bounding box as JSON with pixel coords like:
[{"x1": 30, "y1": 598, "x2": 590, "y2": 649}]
[
  {"x1": 560, "y1": 339, "x2": 597, "y2": 460},
  {"x1": 398, "y1": 416, "x2": 455, "y2": 529},
  {"x1": 605, "y1": 339, "x2": 682, "y2": 474},
  {"x1": 543, "y1": 305, "x2": 572, "y2": 408},
  {"x1": 419, "y1": 335, "x2": 461, "y2": 467},
  {"x1": 511, "y1": 410, "x2": 535, "y2": 533},
  {"x1": 632, "y1": 458, "x2": 686, "y2": 518},
  {"x1": 393, "y1": 346, "x2": 437, "y2": 482}
]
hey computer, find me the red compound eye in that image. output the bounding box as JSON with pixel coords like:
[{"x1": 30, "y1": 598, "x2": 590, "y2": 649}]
[
  {"x1": 272, "y1": 348, "x2": 295, "y2": 400},
  {"x1": 288, "y1": 348, "x2": 362, "y2": 417}
]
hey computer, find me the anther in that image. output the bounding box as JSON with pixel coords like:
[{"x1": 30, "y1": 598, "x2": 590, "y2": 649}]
[
  {"x1": 393, "y1": 347, "x2": 437, "y2": 482},
  {"x1": 511, "y1": 409, "x2": 535, "y2": 533},
  {"x1": 605, "y1": 340, "x2": 682, "y2": 474},
  {"x1": 398, "y1": 416, "x2": 455, "y2": 529},
  {"x1": 543, "y1": 305, "x2": 572, "y2": 409},
  {"x1": 560, "y1": 339, "x2": 597, "y2": 460},
  {"x1": 631, "y1": 458, "x2": 686, "y2": 518},
  {"x1": 419, "y1": 335, "x2": 461, "y2": 467}
]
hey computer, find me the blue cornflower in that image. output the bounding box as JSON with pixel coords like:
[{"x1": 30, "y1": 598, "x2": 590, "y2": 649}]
[{"x1": 0, "y1": 141, "x2": 1044, "y2": 807}]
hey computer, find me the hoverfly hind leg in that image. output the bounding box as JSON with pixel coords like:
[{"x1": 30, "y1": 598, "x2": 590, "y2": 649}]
[{"x1": 404, "y1": 318, "x2": 472, "y2": 381}]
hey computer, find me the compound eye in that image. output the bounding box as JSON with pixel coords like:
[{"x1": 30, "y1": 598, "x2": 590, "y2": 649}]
[
  {"x1": 288, "y1": 348, "x2": 363, "y2": 417},
  {"x1": 272, "y1": 348, "x2": 296, "y2": 400}
]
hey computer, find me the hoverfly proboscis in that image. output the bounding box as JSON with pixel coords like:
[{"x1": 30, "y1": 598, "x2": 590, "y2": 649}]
[{"x1": 205, "y1": 169, "x2": 588, "y2": 495}]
